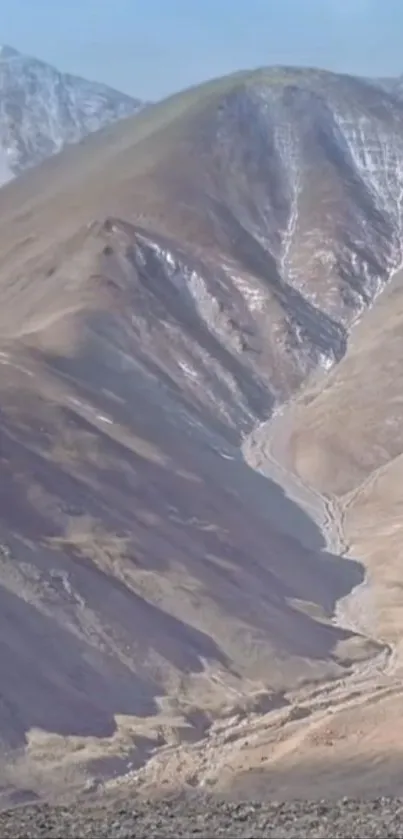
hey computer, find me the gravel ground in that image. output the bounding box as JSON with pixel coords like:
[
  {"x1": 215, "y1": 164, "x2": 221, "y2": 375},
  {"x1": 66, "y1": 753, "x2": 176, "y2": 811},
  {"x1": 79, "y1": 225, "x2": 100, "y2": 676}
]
[{"x1": 1, "y1": 796, "x2": 403, "y2": 838}]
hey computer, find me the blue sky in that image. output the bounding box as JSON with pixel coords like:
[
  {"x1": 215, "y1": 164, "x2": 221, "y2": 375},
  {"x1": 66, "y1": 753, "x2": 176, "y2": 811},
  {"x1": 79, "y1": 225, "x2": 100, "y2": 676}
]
[{"x1": 0, "y1": 0, "x2": 401, "y2": 99}]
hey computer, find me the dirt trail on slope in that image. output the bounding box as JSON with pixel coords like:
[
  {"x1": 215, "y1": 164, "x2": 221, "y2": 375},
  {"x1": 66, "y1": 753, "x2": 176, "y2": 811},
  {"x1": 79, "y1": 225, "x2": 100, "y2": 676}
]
[{"x1": 243, "y1": 405, "x2": 345, "y2": 555}]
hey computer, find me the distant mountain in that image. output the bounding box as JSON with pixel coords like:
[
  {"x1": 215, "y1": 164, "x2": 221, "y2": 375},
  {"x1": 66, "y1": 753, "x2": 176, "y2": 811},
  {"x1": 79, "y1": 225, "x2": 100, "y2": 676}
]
[
  {"x1": 0, "y1": 45, "x2": 144, "y2": 183},
  {"x1": 372, "y1": 74, "x2": 403, "y2": 97}
]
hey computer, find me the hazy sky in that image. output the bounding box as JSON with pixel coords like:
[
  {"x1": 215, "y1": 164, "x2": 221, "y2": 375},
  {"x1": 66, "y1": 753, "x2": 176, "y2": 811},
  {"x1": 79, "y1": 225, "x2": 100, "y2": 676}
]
[{"x1": 0, "y1": 0, "x2": 401, "y2": 99}]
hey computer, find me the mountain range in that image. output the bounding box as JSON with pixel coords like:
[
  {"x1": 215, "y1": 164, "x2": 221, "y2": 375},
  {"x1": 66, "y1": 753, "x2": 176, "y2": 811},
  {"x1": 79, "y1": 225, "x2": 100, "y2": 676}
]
[{"x1": 0, "y1": 57, "x2": 403, "y2": 804}]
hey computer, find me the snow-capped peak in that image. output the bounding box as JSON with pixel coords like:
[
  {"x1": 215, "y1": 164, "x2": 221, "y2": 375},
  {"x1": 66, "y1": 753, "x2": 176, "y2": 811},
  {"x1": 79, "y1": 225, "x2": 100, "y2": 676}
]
[{"x1": 0, "y1": 46, "x2": 145, "y2": 184}]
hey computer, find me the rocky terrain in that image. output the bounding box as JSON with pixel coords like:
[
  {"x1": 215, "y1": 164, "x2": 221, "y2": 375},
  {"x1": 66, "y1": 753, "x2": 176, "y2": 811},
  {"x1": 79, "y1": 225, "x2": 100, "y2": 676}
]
[
  {"x1": 2, "y1": 795, "x2": 403, "y2": 838},
  {"x1": 0, "y1": 45, "x2": 144, "y2": 183},
  {"x1": 0, "y1": 63, "x2": 403, "y2": 808}
]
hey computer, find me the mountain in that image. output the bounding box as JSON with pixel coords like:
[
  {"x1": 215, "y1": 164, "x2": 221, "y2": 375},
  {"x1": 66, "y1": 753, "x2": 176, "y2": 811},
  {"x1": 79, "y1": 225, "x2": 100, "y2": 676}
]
[
  {"x1": 0, "y1": 65, "x2": 403, "y2": 802},
  {"x1": 0, "y1": 45, "x2": 144, "y2": 183}
]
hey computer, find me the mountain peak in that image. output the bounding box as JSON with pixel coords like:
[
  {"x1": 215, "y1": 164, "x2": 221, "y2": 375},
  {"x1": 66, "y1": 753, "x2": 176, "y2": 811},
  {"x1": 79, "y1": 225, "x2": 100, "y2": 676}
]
[
  {"x1": 0, "y1": 48, "x2": 144, "y2": 183},
  {"x1": 0, "y1": 45, "x2": 20, "y2": 60}
]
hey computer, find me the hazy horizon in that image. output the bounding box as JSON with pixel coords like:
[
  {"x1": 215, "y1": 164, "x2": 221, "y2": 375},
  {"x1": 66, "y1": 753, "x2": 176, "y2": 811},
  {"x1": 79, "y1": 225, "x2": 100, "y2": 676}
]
[{"x1": 0, "y1": 0, "x2": 401, "y2": 100}]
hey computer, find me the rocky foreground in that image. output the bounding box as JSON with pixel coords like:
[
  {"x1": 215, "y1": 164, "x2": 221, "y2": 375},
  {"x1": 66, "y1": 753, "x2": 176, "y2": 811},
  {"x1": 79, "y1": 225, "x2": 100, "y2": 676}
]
[{"x1": 1, "y1": 796, "x2": 403, "y2": 837}]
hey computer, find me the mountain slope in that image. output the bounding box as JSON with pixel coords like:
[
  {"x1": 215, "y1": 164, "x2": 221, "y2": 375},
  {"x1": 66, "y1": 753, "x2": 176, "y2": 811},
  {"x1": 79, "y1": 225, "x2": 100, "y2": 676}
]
[
  {"x1": 0, "y1": 65, "x2": 402, "y2": 798},
  {"x1": 289, "y1": 263, "x2": 403, "y2": 657},
  {"x1": 0, "y1": 45, "x2": 144, "y2": 182}
]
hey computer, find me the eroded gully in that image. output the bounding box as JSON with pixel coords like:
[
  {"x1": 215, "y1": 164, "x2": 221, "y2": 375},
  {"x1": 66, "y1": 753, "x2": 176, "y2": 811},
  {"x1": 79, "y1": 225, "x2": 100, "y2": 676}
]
[{"x1": 242, "y1": 402, "x2": 397, "y2": 686}]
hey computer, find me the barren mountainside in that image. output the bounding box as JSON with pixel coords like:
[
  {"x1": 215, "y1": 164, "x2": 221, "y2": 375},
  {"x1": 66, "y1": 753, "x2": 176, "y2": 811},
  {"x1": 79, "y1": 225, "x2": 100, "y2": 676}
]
[{"x1": 0, "y1": 65, "x2": 403, "y2": 803}]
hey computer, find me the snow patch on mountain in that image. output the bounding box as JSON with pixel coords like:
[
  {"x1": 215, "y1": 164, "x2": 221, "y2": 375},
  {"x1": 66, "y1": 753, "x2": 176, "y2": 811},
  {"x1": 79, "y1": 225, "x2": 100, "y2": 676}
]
[{"x1": 0, "y1": 148, "x2": 13, "y2": 186}]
